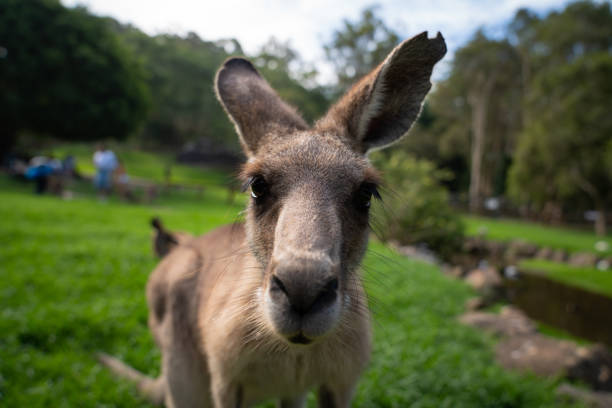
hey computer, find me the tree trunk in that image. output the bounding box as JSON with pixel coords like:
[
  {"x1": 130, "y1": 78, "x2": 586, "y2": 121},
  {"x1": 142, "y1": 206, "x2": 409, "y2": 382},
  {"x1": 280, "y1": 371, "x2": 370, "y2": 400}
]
[
  {"x1": 468, "y1": 75, "x2": 496, "y2": 213},
  {"x1": 572, "y1": 167, "x2": 607, "y2": 236},
  {"x1": 595, "y1": 203, "x2": 607, "y2": 237}
]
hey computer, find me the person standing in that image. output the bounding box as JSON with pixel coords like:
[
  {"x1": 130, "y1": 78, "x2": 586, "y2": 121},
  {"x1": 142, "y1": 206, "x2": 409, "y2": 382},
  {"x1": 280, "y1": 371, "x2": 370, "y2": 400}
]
[{"x1": 93, "y1": 144, "x2": 118, "y2": 198}]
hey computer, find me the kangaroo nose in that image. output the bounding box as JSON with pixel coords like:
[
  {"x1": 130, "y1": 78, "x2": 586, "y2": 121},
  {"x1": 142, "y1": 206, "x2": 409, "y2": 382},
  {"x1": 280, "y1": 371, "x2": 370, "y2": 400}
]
[{"x1": 270, "y1": 273, "x2": 338, "y2": 316}]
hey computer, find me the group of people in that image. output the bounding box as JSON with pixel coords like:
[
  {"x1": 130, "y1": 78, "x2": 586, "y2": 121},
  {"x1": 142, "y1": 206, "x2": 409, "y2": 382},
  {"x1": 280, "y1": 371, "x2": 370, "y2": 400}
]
[
  {"x1": 7, "y1": 144, "x2": 131, "y2": 199},
  {"x1": 22, "y1": 155, "x2": 75, "y2": 194}
]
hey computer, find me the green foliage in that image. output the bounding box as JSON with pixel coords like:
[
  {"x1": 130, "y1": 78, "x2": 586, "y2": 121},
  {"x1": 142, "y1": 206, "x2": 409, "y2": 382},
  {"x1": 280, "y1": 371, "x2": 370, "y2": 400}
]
[
  {"x1": 520, "y1": 259, "x2": 612, "y2": 298},
  {"x1": 254, "y1": 38, "x2": 330, "y2": 124},
  {"x1": 421, "y1": 0, "x2": 612, "y2": 223},
  {"x1": 111, "y1": 26, "x2": 239, "y2": 150},
  {"x1": 0, "y1": 0, "x2": 150, "y2": 150},
  {"x1": 425, "y1": 30, "x2": 522, "y2": 208},
  {"x1": 508, "y1": 52, "x2": 612, "y2": 220},
  {"x1": 463, "y1": 215, "x2": 612, "y2": 256},
  {"x1": 371, "y1": 150, "x2": 464, "y2": 259},
  {"x1": 0, "y1": 174, "x2": 574, "y2": 407},
  {"x1": 324, "y1": 6, "x2": 399, "y2": 94},
  {"x1": 111, "y1": 26, "x2": 330, "y2": 150}
]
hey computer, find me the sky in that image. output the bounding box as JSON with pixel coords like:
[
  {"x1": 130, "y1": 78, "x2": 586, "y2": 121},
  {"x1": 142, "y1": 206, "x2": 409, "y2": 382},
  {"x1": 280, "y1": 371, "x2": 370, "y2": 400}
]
[{"x1": 61, "y1": 0, "x2": 573, "y2": 83}]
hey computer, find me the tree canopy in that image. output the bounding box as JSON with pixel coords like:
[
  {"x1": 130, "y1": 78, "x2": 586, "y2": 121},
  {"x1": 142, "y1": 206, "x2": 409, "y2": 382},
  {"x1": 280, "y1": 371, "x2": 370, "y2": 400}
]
[
  {"x1": 0, "y1": 0, "x2": 150, "y2": 153},
  {"x1": 324, "y1": 6, "x2": 399, "y2": 95},
  {"x1": 400, "y1": 0, "x2": 612, "y2": 233}
]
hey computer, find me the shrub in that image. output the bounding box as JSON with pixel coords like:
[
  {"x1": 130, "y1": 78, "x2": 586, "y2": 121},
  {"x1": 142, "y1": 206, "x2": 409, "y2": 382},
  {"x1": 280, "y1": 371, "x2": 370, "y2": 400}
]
[{"x1": 371, "y1": 150, "x2": 464, "y2": 259}]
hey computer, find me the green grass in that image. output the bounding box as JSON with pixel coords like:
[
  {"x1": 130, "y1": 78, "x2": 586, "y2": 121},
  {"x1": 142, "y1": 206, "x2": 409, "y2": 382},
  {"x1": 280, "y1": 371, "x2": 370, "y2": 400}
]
[
  {"x1": 519, "y1": 259, "x2": 612, "y2": 298},
  {"x1": 0, "y1": 175, "x2": 578, "y2": 407},
  {"x1": 463, "y1": 215, "x2": 612, "y2": 256}
]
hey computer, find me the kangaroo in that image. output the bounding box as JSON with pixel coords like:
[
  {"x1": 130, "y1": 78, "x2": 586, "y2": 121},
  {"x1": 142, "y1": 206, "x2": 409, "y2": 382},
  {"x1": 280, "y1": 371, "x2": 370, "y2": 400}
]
[{"x1": 99, "y1": 31, "x2": 446, "y2": 407}]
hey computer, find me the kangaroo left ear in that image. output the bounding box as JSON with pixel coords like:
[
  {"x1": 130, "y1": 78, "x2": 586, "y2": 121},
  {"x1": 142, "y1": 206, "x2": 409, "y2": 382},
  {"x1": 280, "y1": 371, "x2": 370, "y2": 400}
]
[
  {"x1": 319, "y1": 32, "x2": 446, "y2": 154},
  {"x1": 215, "y1": 58, "x2": 308, "y2": 157}
]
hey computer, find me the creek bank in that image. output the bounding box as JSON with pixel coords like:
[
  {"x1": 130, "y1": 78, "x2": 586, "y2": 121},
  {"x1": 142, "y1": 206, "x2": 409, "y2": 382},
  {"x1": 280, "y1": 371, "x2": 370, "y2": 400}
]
[{"x1": 460, "y1": 306, "x2": 612, "y2": 407}]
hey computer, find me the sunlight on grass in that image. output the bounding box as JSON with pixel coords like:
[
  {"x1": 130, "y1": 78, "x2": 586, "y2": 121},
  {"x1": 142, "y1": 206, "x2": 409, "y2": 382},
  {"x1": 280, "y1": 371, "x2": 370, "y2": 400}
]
[
  {"x1": 463, "y1": 215, "x2": 612, "y2": 256},
  {"x1": 520, "y1": 259, "x2": 612, "y2": 298}
]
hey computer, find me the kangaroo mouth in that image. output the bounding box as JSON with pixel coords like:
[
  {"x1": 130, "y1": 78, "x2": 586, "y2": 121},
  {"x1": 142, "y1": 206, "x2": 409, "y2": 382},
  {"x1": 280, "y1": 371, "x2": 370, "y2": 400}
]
[{"x1": 288, "y1": 332, "x2": 312, "y2": 345}]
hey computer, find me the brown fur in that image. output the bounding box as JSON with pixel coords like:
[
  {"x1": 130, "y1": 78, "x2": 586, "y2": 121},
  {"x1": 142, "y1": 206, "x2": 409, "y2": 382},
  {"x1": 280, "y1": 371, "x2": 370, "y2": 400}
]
[{"x1": 100, "y1": 32, "x2": 446, "y2": 407}]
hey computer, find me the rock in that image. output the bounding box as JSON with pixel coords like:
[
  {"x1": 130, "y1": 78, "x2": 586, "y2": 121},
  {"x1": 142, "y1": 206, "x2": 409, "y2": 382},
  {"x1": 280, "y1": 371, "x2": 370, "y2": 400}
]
[
  {"x1": 459, "y1": 306, "x2": 536, "y2": 337},
  {"x1": 535, "y1": 247, "x2": 553, "y2": 260},
  {"x1": 485, "y1": 240, "x2": 508, "y2": 257},
  {"x1": 556, "y1": 384, "x2": 612, "y2": 408},
  {"x1": 389, "y1": 242, "x2": 439, "y2": 264},
  {"x1": 551, "y1": 249, "x2": 568, "y2": 263},
  {"x1": 496, "y1": 335, "x2": 612, "y2": 392},
  {"x1": 568, "y1": 252, "x2": 598, "y2": 268},
  {"x1": 567, "y1": 344, "x2": 612, "y2": 391},
  {"x1": 506, "y1": 240, "x2": 539, "y2": 261},
  {"x1": 597, "y1": 259, "x2": 610, "y2": 271},
  {"x1": 465, "y1": 267, "x2": 502, "y2": 291},
  {"x1": 463, "y1": 237, "x2": 488, "y2": 255},
  {"x1": 465, "y1": 297, "x2": 488, "y2": 311},
  {"x1": 442, "y1": 265, "x2": 464, "y2": 278},
  {"x1": 495, "y1": 334, "x2": 580, "y2": 377}
]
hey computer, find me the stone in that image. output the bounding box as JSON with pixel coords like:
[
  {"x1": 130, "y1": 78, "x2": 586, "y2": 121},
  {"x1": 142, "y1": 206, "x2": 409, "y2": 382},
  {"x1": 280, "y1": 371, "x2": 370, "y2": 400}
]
[
  {"x1": 568, "y1": 252, "x2": 598, "y2": 268},
  {"x1": 551, "y1": 249, "x2": 568, "y2": 263},
  {"x1": 464, "y1": 267, "x2": 502, "y2": 291},
  {"x1": 495, "y1": 334, "x2": 580, "y2": 377},
  {"x1": 459, "y1": 306, "x2": 536, "y2": 337},
  {"x1": 465, "y1": 297, "x2": 488, "y2": 311},
  {"x1": 442, "y1": 265, "x2": 464, "y2": 278},
  {"x1": 535, "y1": 247, "x2": 553, "y2": 260},
  {"x1": 507, "y1": 240, "x2": 539, "y2": 259},
  {"x1": 556, "y1": 384, "x2": 612, "y2": 408},
  {"x1": 567, "y1": 344, "x2": 612, "y2": 391}
]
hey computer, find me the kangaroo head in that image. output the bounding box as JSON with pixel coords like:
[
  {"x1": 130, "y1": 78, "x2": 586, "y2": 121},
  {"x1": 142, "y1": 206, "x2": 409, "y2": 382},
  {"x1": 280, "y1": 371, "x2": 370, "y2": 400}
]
[{"x1": 215, "y1": 32, "x2": 446, "y2": 345}]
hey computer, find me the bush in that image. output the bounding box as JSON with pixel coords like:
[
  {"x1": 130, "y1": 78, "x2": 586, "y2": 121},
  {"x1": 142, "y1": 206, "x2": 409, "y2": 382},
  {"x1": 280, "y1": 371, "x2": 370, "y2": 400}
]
[{"x1": 372, "y1": 150, "x2": 464, "y2": 259}]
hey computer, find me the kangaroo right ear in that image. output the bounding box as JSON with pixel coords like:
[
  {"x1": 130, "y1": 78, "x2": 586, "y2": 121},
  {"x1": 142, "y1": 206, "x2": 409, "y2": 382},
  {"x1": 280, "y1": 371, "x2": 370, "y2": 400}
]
[
  {"x1": 215, "y1": 58, "x2": 308, "y2": 157},
  {"x1": 319, "y1": 32, "x2": 446, "y2": 154}
]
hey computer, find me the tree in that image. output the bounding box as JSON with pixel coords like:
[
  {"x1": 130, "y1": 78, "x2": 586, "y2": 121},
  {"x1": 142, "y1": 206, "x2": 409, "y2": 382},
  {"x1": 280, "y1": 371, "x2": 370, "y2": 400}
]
[
  {"x1": 425, "y1": 31, "x2": 521, "y2": 211},
  {"x1": 113, "y1": 26, "x2": 237, "y2": 150},
  {"x1": 508, "y1": 53, "x2": 612, "y2": 235},
  {"x1": 505, "y1": 0, "x2": 612, "y2": 234},
  {"x1": 0, "y1": 0, "x2": 150, "y2": 154},
  {"x1": 112, "y1": 26, "x2": 329, "y2": 151},
  {"x1": 324, "y1": 6, "x2": 399, "y2": 94},
  {"x1": 254, "y1": 38, "x2": 330, "y2": 125}
]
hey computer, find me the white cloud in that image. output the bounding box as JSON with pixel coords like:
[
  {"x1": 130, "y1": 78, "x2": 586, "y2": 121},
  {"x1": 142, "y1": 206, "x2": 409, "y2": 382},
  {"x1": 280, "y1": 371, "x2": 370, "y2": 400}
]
[{"x1": 61, "y1": 0, "x2": 571, "y2": 83}]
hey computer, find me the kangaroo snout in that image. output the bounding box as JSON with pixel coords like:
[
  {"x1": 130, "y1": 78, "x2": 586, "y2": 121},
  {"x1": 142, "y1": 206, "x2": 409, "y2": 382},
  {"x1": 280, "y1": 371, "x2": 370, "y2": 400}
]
[{"x1": 265, "y1": 258, "x2": 342, "y2": 343}]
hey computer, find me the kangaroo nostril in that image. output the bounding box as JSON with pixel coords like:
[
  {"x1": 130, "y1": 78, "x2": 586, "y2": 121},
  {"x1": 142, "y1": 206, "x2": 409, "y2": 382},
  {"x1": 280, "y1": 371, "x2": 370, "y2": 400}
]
[
  {"x1": 270, "y1": 275, "x2": 288, "y2": 295},
  {"x1": 309, "y1": 277, "x2": 338, "y2": 314},
  {"x1": 269, "y1": 271, "x2": 339, "y2": 316}
]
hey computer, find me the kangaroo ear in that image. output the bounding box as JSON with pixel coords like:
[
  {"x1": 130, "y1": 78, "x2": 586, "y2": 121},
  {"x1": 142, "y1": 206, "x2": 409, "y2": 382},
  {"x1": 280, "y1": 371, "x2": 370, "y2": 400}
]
[
  {"x1": 215, "y1": 58, "x2": 308, "y2": 156},
  {"x1": 319, "y1": 32, "x2": 446, "y2": 154}
]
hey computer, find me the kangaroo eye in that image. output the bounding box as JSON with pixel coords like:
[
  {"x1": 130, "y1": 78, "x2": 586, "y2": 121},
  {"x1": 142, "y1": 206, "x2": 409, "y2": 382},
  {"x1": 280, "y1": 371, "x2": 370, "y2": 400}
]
[
  {"x1": 250, "y1": 176, "x2": 268, "y2": 200},
  {"x1": 355, "y1": 182, "x2": 380, "y2": 211}
]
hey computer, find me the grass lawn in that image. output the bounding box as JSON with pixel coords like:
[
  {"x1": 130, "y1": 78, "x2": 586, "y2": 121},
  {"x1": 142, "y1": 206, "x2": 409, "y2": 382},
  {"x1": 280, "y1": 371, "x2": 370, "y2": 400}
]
[
  {"x1": 463, "y1": 215, "x2": 612, "y2": 257},
  {"x1": 519, "y1": 259, "x2": 612, "y2": 298},
  {"x1": 0, "y1": 174, "x2": 578, "y2": 407}
]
